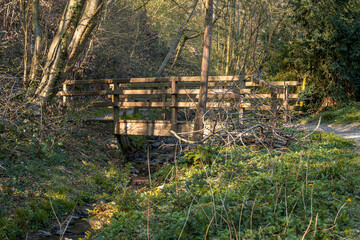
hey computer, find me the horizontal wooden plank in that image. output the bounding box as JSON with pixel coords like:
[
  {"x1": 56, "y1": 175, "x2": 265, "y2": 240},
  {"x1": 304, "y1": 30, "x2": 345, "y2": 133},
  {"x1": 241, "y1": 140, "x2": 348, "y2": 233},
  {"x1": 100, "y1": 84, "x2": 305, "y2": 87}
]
[
  {"x1": 115, "y1": 81, "x2": 245, "y2": 88},
  {"x1": 244, "y1": 105, "x2": 299, "y2": 111},
  {"x1": 245, "y1": 81, "x2": 301, "y2": 87},
  {"x1": 58, "y1": 88, "x2": 251, "y2": 97},
  {"x1": 89, "y1": 101, "x2": 299, "y2": 111},
  {"x1": 92, "y1": 101, "x2": 238, "y2": 109},
  {"x1": 115, "y1": 120, "x2": 193, "y2": 136},
  {"x1": 245, "y1": 94, "x2": 299, "y2": 99},
  {"x1": 115, "y1": 81, "x2": 236, "y2": 88},
  {"x1": 58, "y1": 90, "x2": 110, "y2": 96},
  {"x1": 63, "y1": 76, "x2": 245, "y2": 85}
]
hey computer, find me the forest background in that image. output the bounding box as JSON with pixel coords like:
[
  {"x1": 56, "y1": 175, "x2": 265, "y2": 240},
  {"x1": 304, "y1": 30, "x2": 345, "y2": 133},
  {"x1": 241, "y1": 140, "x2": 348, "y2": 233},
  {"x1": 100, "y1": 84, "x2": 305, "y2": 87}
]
[
  {"x1": 1, "y1": 0, "x2": 359, "y2": 107},
  {"x1": 1, "y1": 0, "x2": 360, "y2": 239}
]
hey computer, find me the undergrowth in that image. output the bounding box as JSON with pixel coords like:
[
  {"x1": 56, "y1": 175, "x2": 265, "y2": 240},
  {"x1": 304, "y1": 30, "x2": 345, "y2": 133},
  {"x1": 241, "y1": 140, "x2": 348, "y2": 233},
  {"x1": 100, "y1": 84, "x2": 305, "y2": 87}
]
[
  {"x1": 0, "y1": 100, "x2": 126, "y2": 239},
  {"x1": 86, "y1": 132, "x2": 360, "y2": 239}
]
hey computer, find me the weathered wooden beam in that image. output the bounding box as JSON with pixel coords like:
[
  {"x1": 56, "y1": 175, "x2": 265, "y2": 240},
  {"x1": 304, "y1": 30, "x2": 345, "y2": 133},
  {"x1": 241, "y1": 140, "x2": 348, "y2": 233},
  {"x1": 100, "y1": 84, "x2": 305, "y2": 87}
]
[
  {"x1": 58, "y1": 88, "x2": 251, "y2": 97},
  {"x1": 63, "y1": 75, "x2": 245, "y2": 85},
  {"x1": 92, "y1": 101, "x2": 237, "y2": 108},
  {"x1": 244, "y1": 93, "x2": 299, "y2": 99},
  {"x1": 114, "y1": 120, "x2": 193, "y2": 136},
  {"x1": 245, "y1": 81, "x2": 301, "y2": 87},
  {"x1": 89, "y1": 102, "x2": 299, "y2": 111}
]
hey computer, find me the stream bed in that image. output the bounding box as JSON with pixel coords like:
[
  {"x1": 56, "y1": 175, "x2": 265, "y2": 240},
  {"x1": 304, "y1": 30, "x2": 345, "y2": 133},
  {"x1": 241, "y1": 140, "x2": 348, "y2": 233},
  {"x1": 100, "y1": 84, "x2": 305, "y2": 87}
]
[{"x1": 35, "y1": 137, "x2": 178, "y2": 239}]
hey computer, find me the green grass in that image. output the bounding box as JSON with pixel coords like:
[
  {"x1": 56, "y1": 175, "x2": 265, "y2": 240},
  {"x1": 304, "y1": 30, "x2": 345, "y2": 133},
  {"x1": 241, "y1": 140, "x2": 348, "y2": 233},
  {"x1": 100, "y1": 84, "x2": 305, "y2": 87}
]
[
  {"x1": 2, "y1": 100, "x2": 359, "y2": 239},
  {"x1": 86, "y1": 132, "x2": 360, "y2": 239},
  {"x1": 0, "y1": 109, "x2": 126, "y2": 239},
  {"x1": 302, "y1": 101, "x2": 360, "y2": 125}
]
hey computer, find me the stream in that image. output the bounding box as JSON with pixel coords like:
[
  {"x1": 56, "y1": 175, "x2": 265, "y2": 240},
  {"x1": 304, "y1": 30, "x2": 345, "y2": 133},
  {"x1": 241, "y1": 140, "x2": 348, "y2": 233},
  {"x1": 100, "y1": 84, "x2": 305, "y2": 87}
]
[
  {"x1": 36, "y1": 136, "x2": 177, "y2": 239},
  {"x1": 38, "y1": 209, "x2": 90, "y2": 240}
]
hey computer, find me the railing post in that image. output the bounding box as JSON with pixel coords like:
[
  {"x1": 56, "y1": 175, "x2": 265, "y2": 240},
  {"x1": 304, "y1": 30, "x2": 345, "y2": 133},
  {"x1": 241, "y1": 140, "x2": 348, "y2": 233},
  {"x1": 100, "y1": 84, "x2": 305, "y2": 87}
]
[
  {"x1": 271, "y1": 89, "x2": 278, "y2": 126},
  {"x1": 113, "y1": 83, "x2": 120, "y2": 135},
  {"x1": 239, "y1": 78, "x2": 245, "y2": 123},
  {"x1": 123, "y1": 96, "x2": 128, "y2": 116},
  {"x1": 62, "y1": 83, "x2": 68, "y2": 107},
  {"x1": 162, "y1": 85, "x2": 166, "y2": 120},
  {"x1": 283, "y1": 85, "x2": 289, "y2": 122},
  {"x1": 171, "y1": 78, "x2": 178, "y2": 132}
]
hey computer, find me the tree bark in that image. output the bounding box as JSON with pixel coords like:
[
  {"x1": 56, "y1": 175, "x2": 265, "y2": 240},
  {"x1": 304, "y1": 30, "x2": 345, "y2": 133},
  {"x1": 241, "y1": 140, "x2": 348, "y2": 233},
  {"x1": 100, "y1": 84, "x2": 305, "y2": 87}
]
[
  {"x1": 192, "y1": 0, "x2": 213, "y2": 141},
  {"x1": 20, "y1": 0, "x2": 30, "y2": 87},
  {"x1": 170, "y1": 32, "x2": 202, "y2": 68},
  {"x1": 32, "y1": 0, "x2": 103, "y2": 107},
  {"x1": 155, "y1": 0, "x2": 199, "y2": 77},
  {"x1": 225, "y1": 0, "x2": 235, "y2": 75},
  {"x1": 28, "y1": 0, "x2": 41, "y2": 89}
]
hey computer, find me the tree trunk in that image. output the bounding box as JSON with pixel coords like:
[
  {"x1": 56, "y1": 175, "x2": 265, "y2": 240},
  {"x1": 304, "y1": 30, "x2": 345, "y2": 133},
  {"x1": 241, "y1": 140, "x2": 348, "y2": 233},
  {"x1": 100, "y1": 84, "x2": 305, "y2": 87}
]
[
  {"x1": 192, "y1": 0, "x2": 213, "y2": 141},
  {"x1": 225, "y1": 0, "x2": 235, "y2": 75},
  {"x1": 28, "y1": 0, "x2": 41, "y2": 89},
  {"x1": 155, "y1": 30, "x2": 184, "y2": 77},
  {"x1": 171, "y1": 32, "x2": 202, "y2": 68},
  {"x1": 20, "y1": 0, "x2": 30, "y2": 87},
  {"x1": 155, "y1": 0, "x2": 199, "y2": 77},
  {"x1": 32, "y1": 0, "x2": 103, "y2": 107}
]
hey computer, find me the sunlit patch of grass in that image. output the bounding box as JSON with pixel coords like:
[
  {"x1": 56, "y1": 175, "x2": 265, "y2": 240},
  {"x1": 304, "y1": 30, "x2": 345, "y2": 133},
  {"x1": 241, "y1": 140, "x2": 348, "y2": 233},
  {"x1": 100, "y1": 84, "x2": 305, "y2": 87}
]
[
  {"x1": 90, "y1": 132, "x2": 360, "y2": 239},
  {"x1": 303, "y1": 101, "x2": 360, "y2": 124}
]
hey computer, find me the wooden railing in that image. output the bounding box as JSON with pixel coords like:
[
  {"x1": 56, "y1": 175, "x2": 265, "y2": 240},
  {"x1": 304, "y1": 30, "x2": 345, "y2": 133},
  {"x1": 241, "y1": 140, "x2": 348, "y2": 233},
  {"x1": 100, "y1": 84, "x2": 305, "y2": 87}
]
[{"x1": 58, "y1": 76, "x2": 302, "y2": 136}]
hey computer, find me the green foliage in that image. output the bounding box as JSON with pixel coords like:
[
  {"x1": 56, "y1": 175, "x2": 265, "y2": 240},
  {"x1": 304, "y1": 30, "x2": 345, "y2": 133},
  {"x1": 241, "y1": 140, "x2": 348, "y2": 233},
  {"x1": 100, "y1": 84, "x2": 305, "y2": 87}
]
[
  {"x1": 180, "y1": 145, "x2": 221, "y2": 165},
  {"x1": 266, "y1": 0, "x2": 360, "y2": 106},
  {"x1": 0, "y1": 103, "x2": 126, "y2": 239},
  {"x1": 92, "y1": 133, "x2": 360, "y2": 239}
]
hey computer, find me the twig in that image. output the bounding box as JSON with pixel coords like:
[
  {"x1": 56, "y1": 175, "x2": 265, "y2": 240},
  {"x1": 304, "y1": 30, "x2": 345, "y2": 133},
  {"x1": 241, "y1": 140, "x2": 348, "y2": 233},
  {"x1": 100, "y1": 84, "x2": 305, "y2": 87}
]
[
  {"x1": 302, "y1": 117, "x2": 322, "y2": 140},
  {"x1": 314, "y1": 213, "x2": 319, "y2": 237},
  {"x1": 178, "y1": 199, "x2": 194, "y2": 240},
  {"x1": 333, "y1": 201, "x2": 348, "y2": 225},
  {"x1": 204, "y1": 213, "x2": 215, "y2": 240}
]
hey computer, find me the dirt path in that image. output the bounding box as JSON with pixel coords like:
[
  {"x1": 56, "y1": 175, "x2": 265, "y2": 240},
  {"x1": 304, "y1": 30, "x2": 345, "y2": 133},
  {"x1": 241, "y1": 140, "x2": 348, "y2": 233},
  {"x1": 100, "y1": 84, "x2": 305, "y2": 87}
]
[{"x1": 298, "y1": 122, "x2": 360, "y2": 146}]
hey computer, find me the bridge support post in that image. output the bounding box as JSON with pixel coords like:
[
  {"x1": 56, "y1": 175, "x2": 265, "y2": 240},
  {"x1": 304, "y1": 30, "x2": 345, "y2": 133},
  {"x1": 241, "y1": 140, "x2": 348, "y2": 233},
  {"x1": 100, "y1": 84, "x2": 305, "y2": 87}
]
[
  {"x1": 113, "y1": 83, "x2": 120, "y2": 134},
  {"x1": 171, "y1": 78, "x2": 178, "y2": 132}
]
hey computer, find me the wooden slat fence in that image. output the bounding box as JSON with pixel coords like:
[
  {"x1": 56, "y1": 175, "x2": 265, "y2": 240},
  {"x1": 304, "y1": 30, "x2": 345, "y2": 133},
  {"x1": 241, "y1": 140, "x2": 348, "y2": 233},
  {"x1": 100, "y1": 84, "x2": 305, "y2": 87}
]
[{"x1": 58, "y1": 76, "x2": 302, "y2": 136}]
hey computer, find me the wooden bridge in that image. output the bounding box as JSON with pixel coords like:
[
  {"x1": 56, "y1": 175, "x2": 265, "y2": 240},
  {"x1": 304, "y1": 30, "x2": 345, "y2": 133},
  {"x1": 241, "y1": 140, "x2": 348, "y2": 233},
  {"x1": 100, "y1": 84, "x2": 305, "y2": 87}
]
[{"x1": 59, "y1": 76, "x2": 302, "y2": 137}]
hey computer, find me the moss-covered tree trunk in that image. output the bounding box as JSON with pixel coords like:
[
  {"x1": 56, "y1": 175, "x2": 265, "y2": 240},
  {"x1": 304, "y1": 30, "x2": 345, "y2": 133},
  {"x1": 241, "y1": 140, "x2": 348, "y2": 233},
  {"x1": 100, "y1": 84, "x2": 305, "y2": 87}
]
[{"x1": 32, "y1": 0, "x2": 103, "y2": 107}]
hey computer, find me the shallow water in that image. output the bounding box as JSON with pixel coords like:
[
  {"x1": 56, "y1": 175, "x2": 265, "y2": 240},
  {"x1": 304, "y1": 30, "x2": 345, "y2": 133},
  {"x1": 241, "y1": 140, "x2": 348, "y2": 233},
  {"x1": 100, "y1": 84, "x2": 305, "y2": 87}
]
[{"x1": 38, "y1": 216, "x2": 90, "y2": 240}]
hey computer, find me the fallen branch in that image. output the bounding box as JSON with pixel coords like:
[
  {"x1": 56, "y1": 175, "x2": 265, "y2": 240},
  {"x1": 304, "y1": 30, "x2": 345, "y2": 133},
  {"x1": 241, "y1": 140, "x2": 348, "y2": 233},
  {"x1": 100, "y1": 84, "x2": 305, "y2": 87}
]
[{"x1": 169, "y1": 130, "x2": 199, "y2": 144}]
